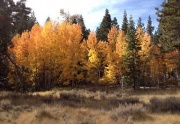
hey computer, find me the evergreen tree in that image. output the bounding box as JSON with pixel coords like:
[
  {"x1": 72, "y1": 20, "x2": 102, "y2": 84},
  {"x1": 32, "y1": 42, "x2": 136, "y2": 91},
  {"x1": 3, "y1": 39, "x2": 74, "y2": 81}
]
[
  {"x1": 96, "y1": 9, "x2": 112, "y2": 41},
  {"x1": 60, "y1": 10, "x2": 90, "y2": 40},
  {"x1": 156, "y1": 0, "x2": 180, "y2": 83},
  {"x1": 0, "y1": 0, "x2": 14, "y2": 51},
  {"x1": 137, "y1": 17, "x2": 144, "y2": 30},
  {"x1": 146, "y1": 15, "x2": 154, "y2": 37},
  {"x1": 156, "y1": 0, "x2": 180, "y2": 51},
  {"x1": 0, "y1": 0, "x2": 15, "y2": 86},
  {"x1": 13, "y1": 0, "x2": 36, "y2": 34},
  {"x1": 111, "y1": 17, "x2": 119, "y2": 30},
  {"x1": 0, "y1": 0, "x2": 37, "y2": 87},
  {"x1": 69, "y1": 15, "x2": 78, "y2": 24},
  {"x1": 153, "y1": 25, "x2": 162, "y2": 44},
  {"x1": 77, "y1": 15, "x2": 90, "y2": 40},
  {"x1": 71, "y1": 18, "x2": 78, "y2": 24},
  {"x1": 125, "y1": 16, "x2": 141, "y2": 90},
  {"x1": 121, "y1": 10, "x2": 128, "y2": 34},
  {"x1": 27, "y1": 11, "x2": 37, "y2": 29},
  {"x1": 45, "y1": 17, "x2": 51, "y2": 23}
]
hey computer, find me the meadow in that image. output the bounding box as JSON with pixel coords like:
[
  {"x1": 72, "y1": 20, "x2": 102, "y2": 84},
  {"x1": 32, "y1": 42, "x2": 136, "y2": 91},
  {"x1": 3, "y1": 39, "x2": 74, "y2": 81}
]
[{"x1": 1, "y1": 87, "x2": 180, "y2": 124}]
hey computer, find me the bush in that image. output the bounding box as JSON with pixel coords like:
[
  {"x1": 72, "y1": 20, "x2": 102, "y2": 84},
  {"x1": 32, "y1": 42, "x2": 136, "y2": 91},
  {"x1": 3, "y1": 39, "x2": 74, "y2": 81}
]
[
  {"x1": 60, "y1": 92, "x2": 82, "y2": 102},
  {"x1": 36, "y1": 109, "x2": 54, "y2": 120},
  {"x1": 149, "y1": 97, "x2": 180, "y2": 113},
  {"x1": 0, "y1": 99, "x2": 12, "y2": 111},
  {"x1": 110, "y1": 104, "x2": 145, "y2": 121},
  {"x1": 119, "y1": 97, "x2": 140, "y2": 104}
]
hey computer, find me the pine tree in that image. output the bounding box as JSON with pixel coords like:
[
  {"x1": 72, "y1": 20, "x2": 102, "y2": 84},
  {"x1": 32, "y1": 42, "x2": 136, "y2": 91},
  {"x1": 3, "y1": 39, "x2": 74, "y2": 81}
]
[
  {"x1": 45, "y1": 17, "x2": 51, "y2": 24},
  {"x1": 153, "y1": 25, "x2": 162, "y2": 44},
  {"x1": 13, "y1": 0, "x2": 36, "y2": 34},
  {"x1": 111, "y1": 17, "x2": 119, "y2": 30},
  {"x1": 125, "y1": 16, "x2": 141, "y2": 90},
  {"x1": 71, "y1": 16, "x2": 78, "y2": 24},
  {"x1": 96, "y1": 9, "x2": 112, "y2": 41},
  {"x1": 121, "y1": 10, "x2": 128, "y2": 34},
  {"x1": 59, "y1": 10, "x2": 90, "y2": 40},
  {"x1": 156, "y1": 0, "x2": 180, "y2": 51},
  {"x1": 0, "y1": 0, "x2": 15, "y2": 87},
  {"x1": 156, "y1": 0, "x2": 180, "y2": 83},
  {"x1": 146, "y1": 15, "x2": 154, "y2": 37},
  {"x1": 137, "y1": 17, "x2": 144, "y2": 30},
  {"x1": 77, "y1": 15, "x2": 90, "y2": 40},
  {"x1": 0, "y1": 0, "x2": 37, "y2": 88},
  {"x1": 0, "y1": 0, "x2": 15, "y2": 51},
  {"x1": 27, "y1": 11, "x2": 37, "y2": 29}
]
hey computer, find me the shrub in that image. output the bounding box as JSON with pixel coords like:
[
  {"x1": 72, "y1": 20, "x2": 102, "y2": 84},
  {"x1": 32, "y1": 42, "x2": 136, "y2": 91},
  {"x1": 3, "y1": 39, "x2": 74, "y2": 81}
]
[
  {"x1": 119, "y1": 97, "x2": 140, "y2": 104},
  {"x1": 60, "y1": 92, "x2": 81, "y2": 102},
  {"x1": 0, "y1": 99, "x2": 12, "y2": 111},
  {"x1": 149, "y1": 97, "x2": 180, "y2": 113},
  {"x1": 36, "y1": 109, "x2": 54, "y2": 120},
  {"x1": 110, "y1": 104, "x2": 145, "y2": 121}
]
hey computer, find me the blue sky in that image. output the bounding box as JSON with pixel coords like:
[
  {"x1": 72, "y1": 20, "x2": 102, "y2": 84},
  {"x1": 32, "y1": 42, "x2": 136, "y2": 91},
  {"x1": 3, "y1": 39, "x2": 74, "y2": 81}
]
[{"x1": 14, "y1": 0, "x2": 164, "y2": 31}]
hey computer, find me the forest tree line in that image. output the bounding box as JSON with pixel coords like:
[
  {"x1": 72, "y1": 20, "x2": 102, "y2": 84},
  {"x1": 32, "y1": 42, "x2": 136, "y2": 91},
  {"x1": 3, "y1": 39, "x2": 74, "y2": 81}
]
[{"x1": 0, "y1": 0, "x2": 180, "y2": 91}]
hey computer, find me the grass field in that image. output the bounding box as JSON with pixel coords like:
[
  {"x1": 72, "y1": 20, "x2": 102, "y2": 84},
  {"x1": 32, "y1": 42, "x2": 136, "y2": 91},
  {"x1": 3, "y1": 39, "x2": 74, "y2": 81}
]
[{"x1": 0, "y1": 87, "x2": 180, "y2": 124}]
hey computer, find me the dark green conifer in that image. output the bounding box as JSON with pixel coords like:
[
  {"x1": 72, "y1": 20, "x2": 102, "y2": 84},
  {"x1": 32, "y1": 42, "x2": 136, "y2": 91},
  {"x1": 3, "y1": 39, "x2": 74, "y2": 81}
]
[
  {"x1": 146, "y1": 15, "x2": 154, "y2": 37},
  {"x1": 121, "y1": 10, "x2": 128, "y2": 34},
  {"x1": 125, "y1": 16, "x2": 141, "y2": 90},
  {"x1": 112, "y1": 17, "x2": 119, "y2": 30},
  {"x1": 137, "y1": 17, "x2": 144, "y2": 30},
  {"x1": 156, "y1": 0, "x2": 180, "y2": 51},
  {"x1": 96, "y1": 9, "x2": 112, "y2": 41}
]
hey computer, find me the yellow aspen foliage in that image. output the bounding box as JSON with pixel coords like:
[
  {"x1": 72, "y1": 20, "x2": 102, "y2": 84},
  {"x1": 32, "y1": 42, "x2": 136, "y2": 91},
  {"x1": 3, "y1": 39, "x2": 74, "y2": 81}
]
[
  {"x1": 150, "y1": 45, "x2": 166, "y2": 83},
  {"x1": 52, "y1": 22, "x2": 83, "y2": 86},
  {"x1": 136, "y1": 28, "x2": 151, "y2": 59},
  {"x1": 86, "y1": 49, "x2": 101, "y2": 84},
  {"x1": 11, "y1": 32, "x2": 30, "y2": 66},
  {"x1": 103, "y1": 63, "x2": 116, "y2": 84},
  {"x1": 164, "y1": 50, "x2": 179, "y2": 72},
  {"x1": 86, "y1": 32, "x2": 98, "y2": 49},
  {"x1": 115, "y1": 30, "x2": 127, "y2": 76},
  {"x1": 149, "y1": 43, "x2": 179, "y2": 86},
  {"x1": 100, "y1": 53, "x2": 118, "y2": 84},
  {"x1": 108, "y1": 26, "x2": 118, "y2": 51},
  {"x1": 85, "y1": 32, "x2": 106, "y2": 84},
  {"x1": 116, "y1": 30, "x2": 127, "y2": 58},
  {"x1": 88, "y1": 49, "x2": 100, "y2": 65},
  {"x1": 9, "y1": 17, "x2": 180, "y2": 89},
  {"x1": 135, "y1": 28, "x2": 152, "y2": 84},
  {"x1": 9, "y1": 32, "x2": 34, "y2": 86},
  {"x1": 101, "y1": 29, "x2": 127, "y2": 84},
  {"x1": 8, "y1": 21, "x2": 85, "y2": 89}
]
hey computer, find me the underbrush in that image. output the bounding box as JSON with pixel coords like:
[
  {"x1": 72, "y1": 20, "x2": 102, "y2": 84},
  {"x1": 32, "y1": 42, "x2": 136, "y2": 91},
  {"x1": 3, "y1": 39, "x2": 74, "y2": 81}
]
[
  {"x1": 149, "y1": 97, "x2": 180, "y2": 113},
  {"x1": 0, "y1": 90, "x2": 140, "y2": 110},
  {"x1": 36, "y1": 109, "x2": 56, "y2": 120},
  {"x1": 60, "y1": 91, "x2": 140, "y2": 110},
  {"x1": 1, "y1": 89, "x2": 180, "y2": 124},
  {"x1": 110, "y1": 104, "x2": 146, "y2": 122}
]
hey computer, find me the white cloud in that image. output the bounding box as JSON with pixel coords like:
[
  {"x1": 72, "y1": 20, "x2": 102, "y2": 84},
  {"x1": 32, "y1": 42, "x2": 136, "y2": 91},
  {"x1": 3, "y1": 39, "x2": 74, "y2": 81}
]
[
  {"x1": 13, "y1": 0, "x2": 127, "y2": 30},
  {"x1": 13, "y1": 0, "x2": 163, "y2": 30}
]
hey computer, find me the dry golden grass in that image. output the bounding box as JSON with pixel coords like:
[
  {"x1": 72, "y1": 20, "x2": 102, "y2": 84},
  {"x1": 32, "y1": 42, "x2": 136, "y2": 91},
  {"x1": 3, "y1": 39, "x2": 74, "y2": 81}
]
[
  {"x1": 0, "y1": 88, "x2": 180, "y2": 124},
  {"x1": 133, "y1": 114, "x2": 180, "y2": 124}
]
